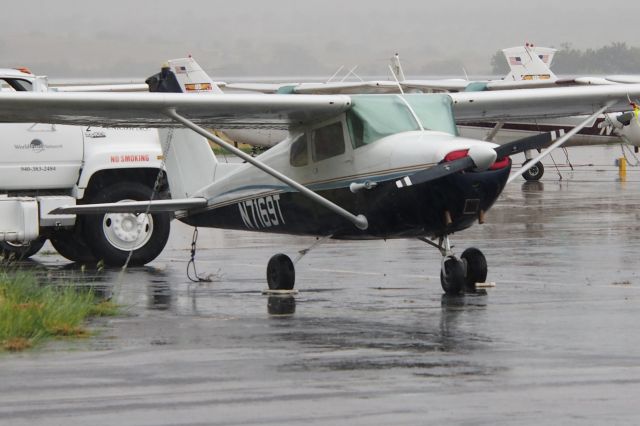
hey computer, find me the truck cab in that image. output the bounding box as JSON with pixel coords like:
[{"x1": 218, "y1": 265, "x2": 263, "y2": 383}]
[{"x1": 0, "y1": 68, "x2": 170, "y2": 266}]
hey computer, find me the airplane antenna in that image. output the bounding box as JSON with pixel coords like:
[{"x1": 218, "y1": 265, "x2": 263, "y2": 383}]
[
  {"x1": 390, "y1": 53, "x2": 406, "y2": 82},
  {"x1": 326, "y1": 65, "x2": 344, "y2": 83},
  {"x1": 388, "y1": 64, "x2": 424, "y2": 131},
  {"x1": 388, "y1": 64, "x2": 405, "y2": 95},
  {"x1": 462, "y1": 67, "x2": 470, "y2": 81}
]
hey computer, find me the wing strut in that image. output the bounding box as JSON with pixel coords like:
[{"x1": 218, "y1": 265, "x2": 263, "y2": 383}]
[
  {"x1": 163, "y1": 108, "x2": 369, "y2": 231},
  {"x1": 507, "y1": 102, "x2": 615, "y2": 184}
]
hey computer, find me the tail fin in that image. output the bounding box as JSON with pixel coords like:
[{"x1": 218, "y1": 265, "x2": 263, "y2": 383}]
[
  {"x1": 146, "y1": 57, "x2": 224, "y2": 94},
  {"x1": 146, "y1": 58, "x2": 223, "y2": 198},
  {"x1": 502, "y1": 45, "x2": 557, "y2": 82},
  {"x1": 160, "y1": 129, "x2": 218, "y2": 199}
]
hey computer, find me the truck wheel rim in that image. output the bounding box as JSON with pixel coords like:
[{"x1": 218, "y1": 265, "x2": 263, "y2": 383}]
[{"x1": 102, "y1": 200, "x2": 153, "y2": 251}]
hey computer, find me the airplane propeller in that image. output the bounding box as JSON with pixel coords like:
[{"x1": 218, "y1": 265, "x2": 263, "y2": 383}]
[{"x1": 397, "y1": 132, "x2": 555, "y2": 187}]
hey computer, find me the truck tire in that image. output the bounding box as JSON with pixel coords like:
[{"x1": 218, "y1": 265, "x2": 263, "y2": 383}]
[
  {"x1": 50, "y1": 227, "x2": 97, "y2": 263},
  {"x1": 82, "y1": 182, "x2": 171, "y2": 266},
  {"x1": 0, "y1": 237, "x2": 46, "y2": 260}
]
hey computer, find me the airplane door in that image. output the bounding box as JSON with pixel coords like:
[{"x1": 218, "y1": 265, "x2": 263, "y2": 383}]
[
  {"x1": 309, "y1": 119, "x2": 353, "y2": 179},
  {"x1": 0, "y1": 123, "x2": 84, "y2": 190}
]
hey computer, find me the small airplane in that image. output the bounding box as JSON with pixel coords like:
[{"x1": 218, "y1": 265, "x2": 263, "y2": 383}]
[{"x1": 0, "y1": 81, "x2": 637, "y2": 295}]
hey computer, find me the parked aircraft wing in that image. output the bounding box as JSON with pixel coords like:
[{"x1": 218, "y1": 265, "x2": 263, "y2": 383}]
[
  {"x1": 224, "y1": 81, "x2": 400, "y2": 95},
  {"x1": 603, "y1": 75, "x2": 640, "y2": 84},
  {"x1": 449, "y1": 84, "x2": 640, "y2": 121},
  {"x1": 224, "y1": 83, "x2": 297, "y2": 93},
  {"x1": 291, "y1": 81, "x2": 400, "y2": 94},
  {"x1": 1, "y1": 85, "x2": 640, "y2": 128},
  {"x1": 53, "y1": 83, "x2": 150, "y2": 92},
  {"x1": 401, "y1": 79, "x2": 471, "y2": 92},
  {"x1": 484, "y1": 79, "x2": 562, "y2": 90},
  {"x1": 0, "y1": 92, "x2": 352, "y2": 129}
]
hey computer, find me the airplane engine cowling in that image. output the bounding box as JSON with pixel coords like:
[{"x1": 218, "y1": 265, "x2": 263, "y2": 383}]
[{"x1": 618, "y1": 115, "x2": 640, "y2": 147}]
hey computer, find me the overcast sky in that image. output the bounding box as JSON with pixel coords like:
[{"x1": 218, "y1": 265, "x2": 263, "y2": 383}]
[{"x1": 1, "y1": 0, "x2": 639, "y2": 79}]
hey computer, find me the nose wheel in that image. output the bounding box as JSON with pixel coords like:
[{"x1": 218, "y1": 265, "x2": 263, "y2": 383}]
[
  {"x1": 440, "y1": 256, "x2": 466, "y2": 294},
  {"x1": 461, "y1": 247, "x2": 487, "y2": 290},
  {"x1": 419, "y1": 236, "x2": 488, "y2": 295}
]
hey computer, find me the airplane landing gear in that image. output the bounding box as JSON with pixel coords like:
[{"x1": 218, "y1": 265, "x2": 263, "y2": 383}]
[
  {"x1": 267, "y1": 253, "x2": 295, "y2": 290},
  {"x1": 461, "y1": 247, "x2": 487, "y2": 291},
  {"x1": 522, "y1": 161, "x2": 544, "y2": 181},
  {"x1": 440, "y1": 256, "x2": 466, "y2": 294},
  {"x1": 419, "y1": 236, "x2": 488, "y2": 295}
]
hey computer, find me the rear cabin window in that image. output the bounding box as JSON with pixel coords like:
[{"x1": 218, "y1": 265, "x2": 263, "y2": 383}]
[
  {"x1": 312, "y1": 122, "x2": 345, "y2": 162},
  {"x1": 289, "y1": 134, "x2": 308, "y2": 167}
]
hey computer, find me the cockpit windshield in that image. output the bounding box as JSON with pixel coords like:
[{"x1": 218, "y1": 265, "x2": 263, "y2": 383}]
[{"x1": 346, "y1": 94, "x2": 458, "y2": 147}]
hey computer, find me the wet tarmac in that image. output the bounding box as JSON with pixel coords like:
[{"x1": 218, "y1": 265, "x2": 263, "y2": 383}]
[{"x1": 2, "y1": 150, "x2": 640, "y2": 425}]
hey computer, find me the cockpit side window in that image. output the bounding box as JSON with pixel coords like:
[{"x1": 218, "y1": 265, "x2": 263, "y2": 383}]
[
  {"x1": 289, "y1": 133, "x2": 308, "y2": 167},
  {"x1": 312, "y1": 122, "x2": 345, "y2": 162}
]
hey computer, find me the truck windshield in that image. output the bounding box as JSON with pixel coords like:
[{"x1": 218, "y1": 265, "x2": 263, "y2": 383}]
[
  {"x1": 346, "y1": 94, "x2": 458, "y2": 147},
  {"x1": 0, "y1": 78, "x2": 33, "y2": 92}
]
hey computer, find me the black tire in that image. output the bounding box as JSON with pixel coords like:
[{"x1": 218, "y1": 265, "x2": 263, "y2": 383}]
[
  {"x1": 266, "y1": 253, "x2": 295, "y2": 290},
  {"x1": 523, "y1": 161, "x2": 544, "y2": 181},
  {"x1": 50, "y1": 228, "x2": 97, "y2": 263},
  {"x1": 461, "y1": 247, "x2": 488, "y2": 292},
  {"x1": 82, "y1": 182, "x2": 171, "y2": 266},
  {"x1": 0, "y1": 237, "x2": 46, "y2": 260},
  {"x1": 440, "y1": 256, "x2": 465, "y2": 295}
]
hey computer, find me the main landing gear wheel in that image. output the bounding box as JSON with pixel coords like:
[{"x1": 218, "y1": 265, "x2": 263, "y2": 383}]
[
  {"x1": 522, "y1": 161, "x2": 544, "y2": 181},
  {"x1": 440, "y1": 256, "x2": 466, "y2": 295},
  {"x1": 461, "y1": 247, "x2": 487, "y2": 292},
  {"x1": 267, "y1": 253, "x2": 295, "y2": 290},
  {"x1": 0, "y1": 237, "x2": 46, "y2": 260}
]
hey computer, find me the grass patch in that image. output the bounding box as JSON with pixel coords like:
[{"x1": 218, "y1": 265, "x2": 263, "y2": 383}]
[{"x1": 0, "y1": 271, "x2": 119, "y2": 352}]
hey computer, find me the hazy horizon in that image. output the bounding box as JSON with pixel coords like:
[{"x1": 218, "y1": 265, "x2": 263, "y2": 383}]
[{"x1": 2, "y1": 0, "x2": 639, "y2": 79}]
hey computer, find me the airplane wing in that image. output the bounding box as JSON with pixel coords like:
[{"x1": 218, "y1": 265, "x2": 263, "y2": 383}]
[
  {"x1": 291, "y1": 81, "x2": 400, "y2": 94},
  {"x1": 226, "y1": 81, "x2": 401, "y2": 95},
  {"x1": 0, "y1": 85, "x2": 639, "y2": 127},
  {"x1": 224, "y1": 83, "x2": 298, "y2": 93},
  {"x1": 401, "y1": 79, "x2": 472, "y2": 92},
  {"x1": 52, "y1": 83, "x2": 150, "y2": 92},
  {"x1": 604, "y1": 75, "x2": 640, "y2": 84},
  {"x1": 449, "y1": 84, "x2": 640, "y2": 121},
  {"x1": 402, "y1": 79, "x2": 568, "y2": 92},
  {"x1": 0, "y1": 91, "x2": 352, "y2": 129},
  {"x1": 483, "y1": 79, "x2": 563, "y2": 90}
]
